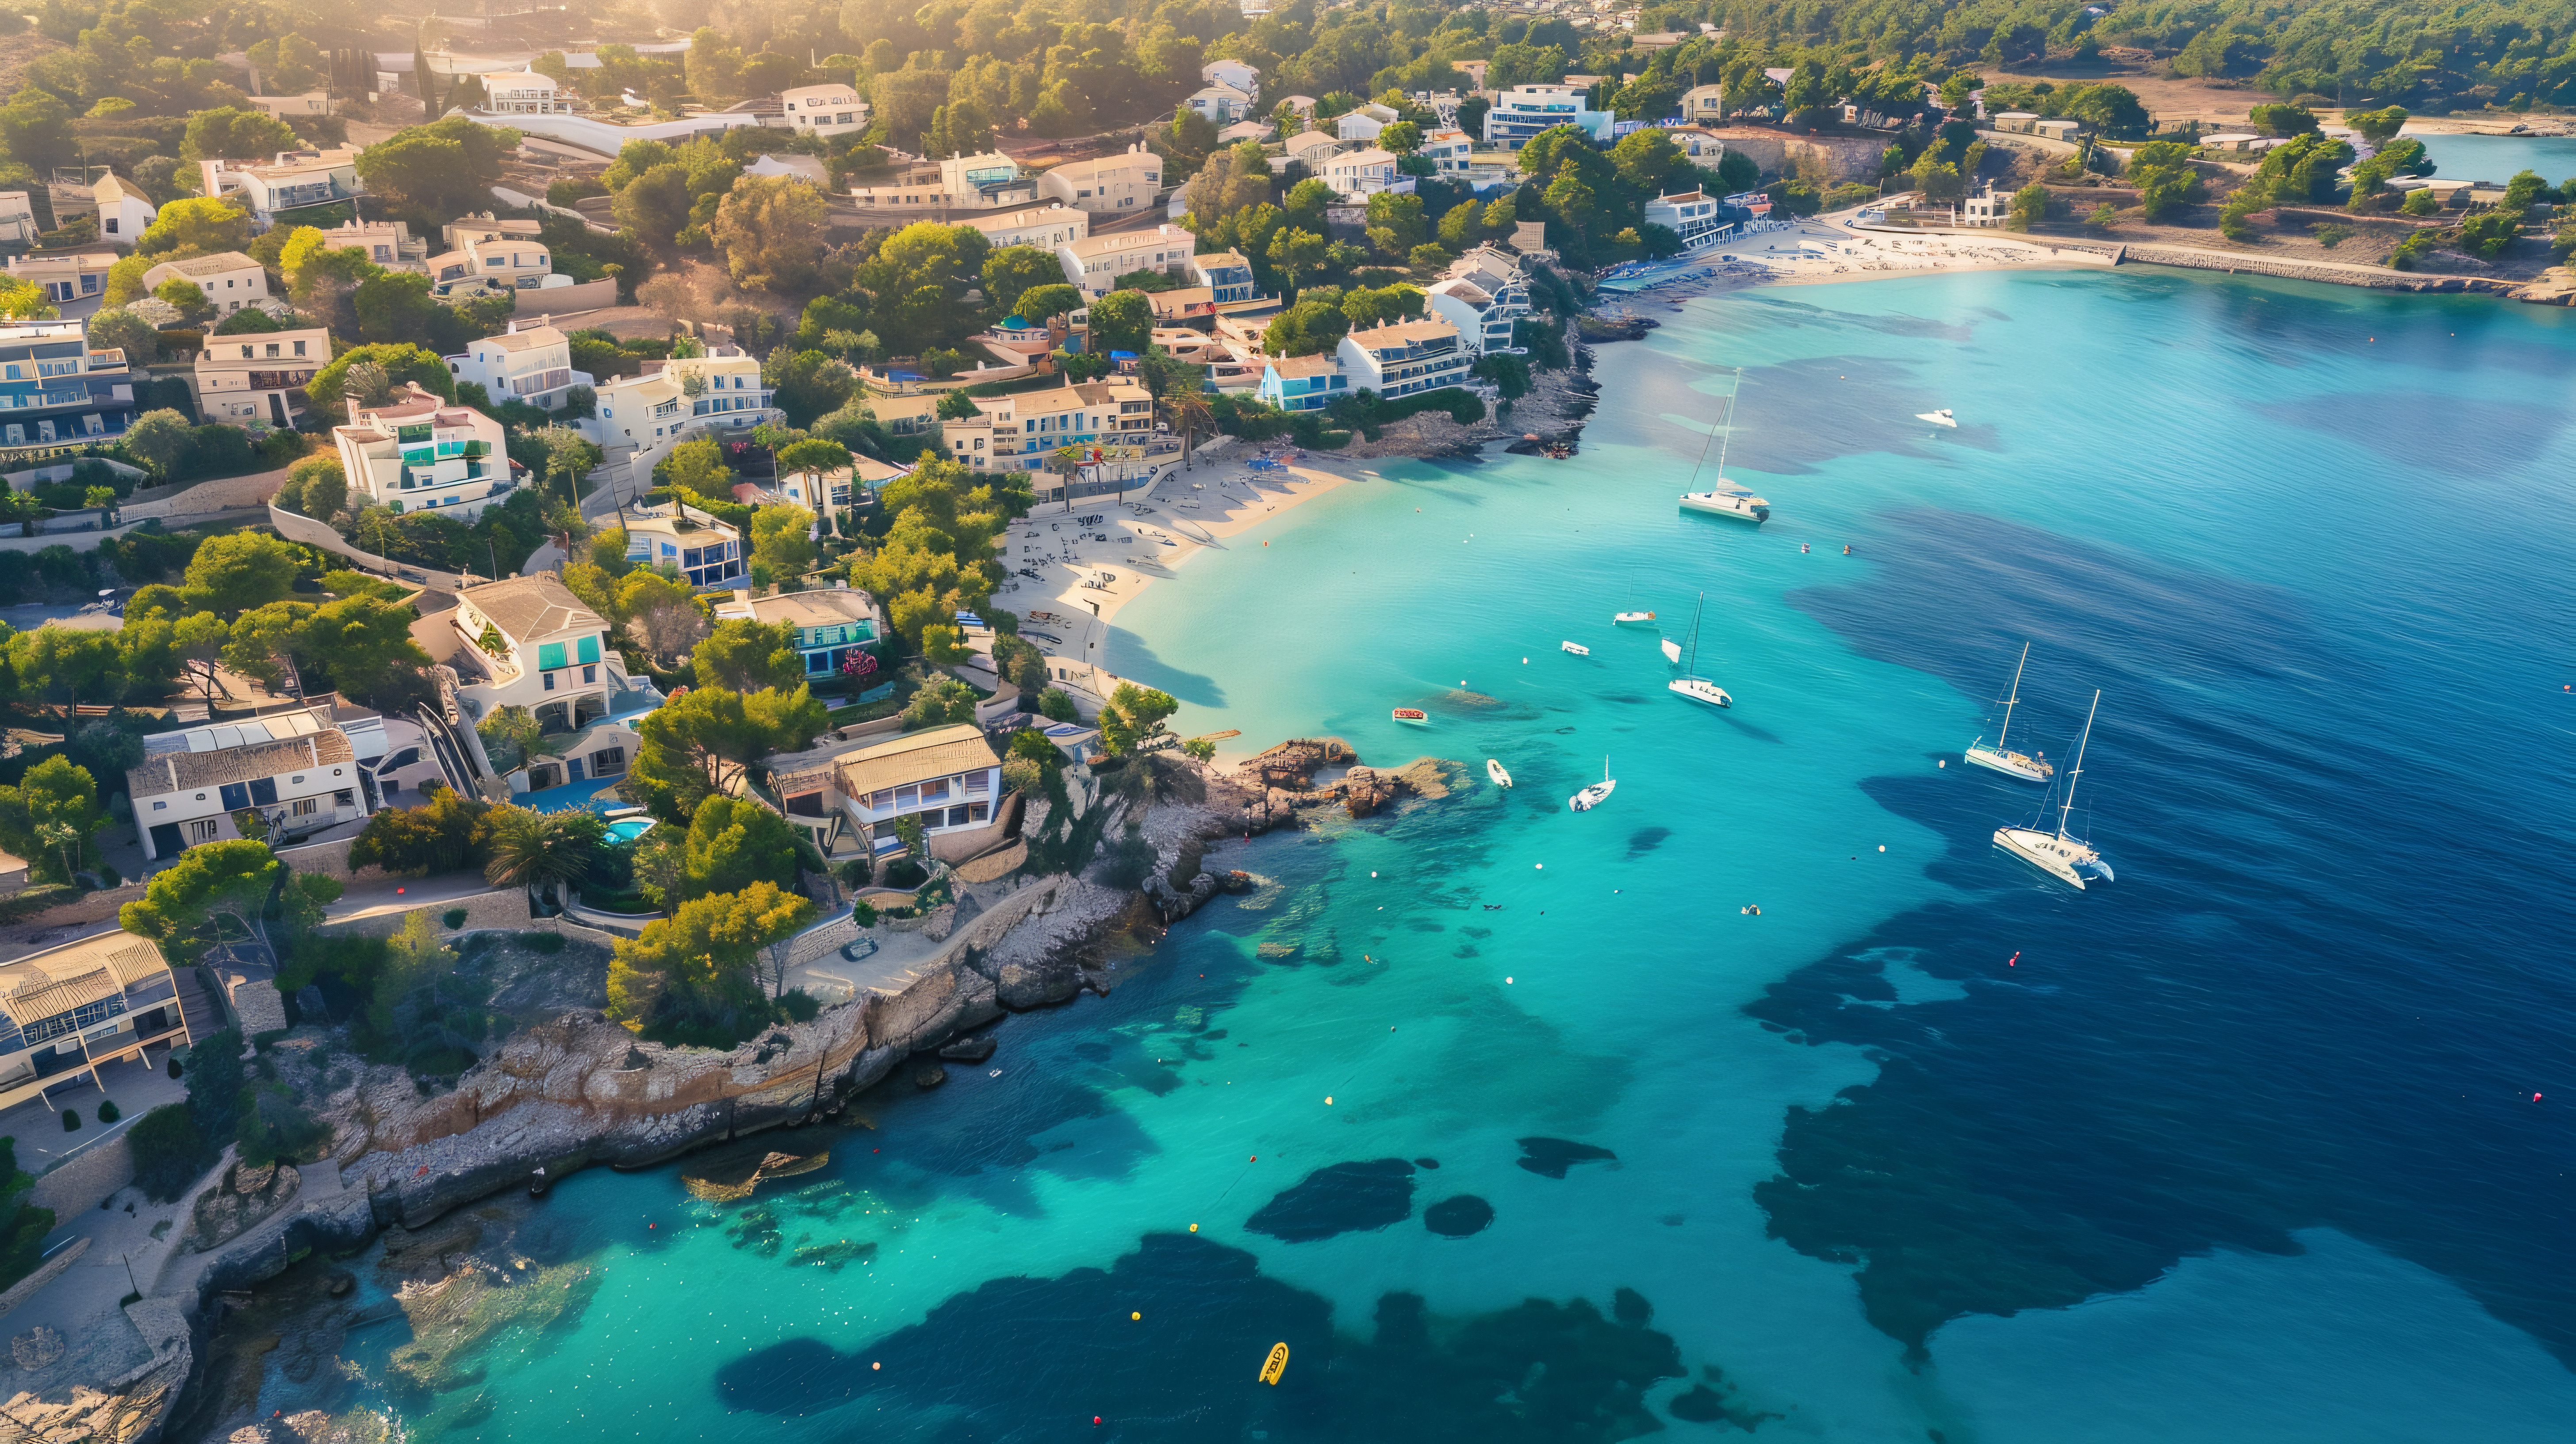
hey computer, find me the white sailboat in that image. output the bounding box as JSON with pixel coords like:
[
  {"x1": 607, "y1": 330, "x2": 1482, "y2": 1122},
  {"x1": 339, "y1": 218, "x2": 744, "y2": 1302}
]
[
  {"x1": 1963, "y1": 643, "x2": 2053, "y2": 783},
  {"x1": 1666, "y1": 592, "x2": 1732, "y2": 709},
  {"x1": 1993, "y1": 690, "x2": 2114, "y2": 889},
  {"x1": 1660, "y1": 638, "x2": 1683, "y2": 664},
  {"x1": 1613, "y1": 610, "x2": 1657, "y2": 626},
  {"x1": 1568, "y1": 757, "x2": 1617, "y2": 812},
  {"x1": 1486, "y1": 758, "x2": 1514, "y2": 788},
  {"x1": 1677, "y1": 368, "x2": 1771, "y2": 522}
]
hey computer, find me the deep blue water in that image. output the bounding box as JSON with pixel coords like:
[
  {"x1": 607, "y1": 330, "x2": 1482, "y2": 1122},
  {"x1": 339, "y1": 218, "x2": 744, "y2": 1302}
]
[{"x1": 234, "y1": 266, "x2": 2576, "y2": 1442}]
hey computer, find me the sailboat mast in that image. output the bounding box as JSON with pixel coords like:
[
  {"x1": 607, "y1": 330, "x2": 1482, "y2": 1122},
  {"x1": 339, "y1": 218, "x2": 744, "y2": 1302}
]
[
  {"x1": 2058, "y1": 690, "x2": 2099, "y2": 839},
  {"x1": 1997, "y1": 642, "x2": 2028, "y2": 750},
  {"x1": 1686, "y1": 592, "x2": 1705, "y2": 673},
  {"x1": 1712, "y1": 368, "x2": 1741, "y2": 481}
]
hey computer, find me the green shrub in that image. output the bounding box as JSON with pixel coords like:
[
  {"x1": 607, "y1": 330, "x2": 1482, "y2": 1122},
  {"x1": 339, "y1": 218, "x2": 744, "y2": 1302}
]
[
  {"x1": 128, "y1": 1103, "x2": 212, "y2": 1202},
  {"x1": 776, "y1": 989, "x2": 820, "y2": 1022},
  {"x1": 524, "y1": 931, "x2": 566, "y2": 953},
  {"x1": 851, "y1": 900, "x2": 878, "y2": 927},
  {"x1": 62, "y1": 1109, "x2": 79, "y2": 1130},
  {"x1": 442, "y1": 907, "x2": 469, "y2": 929},
  {"x1": 97, "y1": 1098, "x2": 120, "y2": 1123}
]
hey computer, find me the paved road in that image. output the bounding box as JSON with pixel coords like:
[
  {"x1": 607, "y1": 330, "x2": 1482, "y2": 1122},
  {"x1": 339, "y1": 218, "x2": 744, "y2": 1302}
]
[{"x1": 328, "y1": 874, "x2": 508, "y2": 923}]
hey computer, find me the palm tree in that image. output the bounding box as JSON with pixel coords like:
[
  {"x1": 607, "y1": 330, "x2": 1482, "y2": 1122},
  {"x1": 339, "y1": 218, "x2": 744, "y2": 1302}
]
[
  {"x1": 1163, "y1": 387, "x2": 1215, "y2": 469},
  {"x1": 483, "y1": 806, "x2": 602, "y2": 911}
]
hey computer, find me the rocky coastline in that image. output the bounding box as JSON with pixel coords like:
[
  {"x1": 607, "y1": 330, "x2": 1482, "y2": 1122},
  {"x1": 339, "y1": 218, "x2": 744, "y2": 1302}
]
[{"x1": 56, "y1": 735, "x2": 1457, "y2": 1444}]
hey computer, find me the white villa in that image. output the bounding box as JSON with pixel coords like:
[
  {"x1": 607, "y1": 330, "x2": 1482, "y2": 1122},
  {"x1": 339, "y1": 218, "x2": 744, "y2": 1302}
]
[
  {"x1": 332, "y1": 383, "x2": 517, "y2": 521},
  {"x1": 444, "y1": 573, "x2": 658, "y2": 792},
  {"x1": 126, "y1": 707, "x2": 371, "y2": 860},
  {"x1": 446, "y1": 320, "x2": 592, "y2": 411},
  {"x1": 579, "y1": 345, "x2": 779, "y2": 491}
]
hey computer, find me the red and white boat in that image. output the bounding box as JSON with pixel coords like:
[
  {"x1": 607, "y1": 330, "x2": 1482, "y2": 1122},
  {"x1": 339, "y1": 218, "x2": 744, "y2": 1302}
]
[{"x1": 1391, "y1": 708, "x2": 1429, "y2": 725}]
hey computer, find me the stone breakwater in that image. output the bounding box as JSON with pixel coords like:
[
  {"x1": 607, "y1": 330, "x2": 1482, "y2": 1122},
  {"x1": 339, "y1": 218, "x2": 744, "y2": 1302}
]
[{"x1": 2117, "y1": 242, "x2": 2529, "y2": 296}]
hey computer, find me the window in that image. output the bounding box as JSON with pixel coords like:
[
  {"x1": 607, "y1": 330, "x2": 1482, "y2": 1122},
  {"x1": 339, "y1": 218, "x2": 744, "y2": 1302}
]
[
  {"x1": 334, "y1": 790, "x2": 355, "y2": 807},
  {"x1": 544, "y1": 672, "x2": 556, "y2": 691},
  {"x1": 291, "y1": 797, "x2": 318, "y2": 817},
  {"x1": 189, "y1": 818, "x2": 222, "y2": 842},
  {"x1": 582, "y1": 664, "x2": 596, "y2": 683},
  {"x1": 591, "y1": 746, "x2": 625, "y2": 775}
]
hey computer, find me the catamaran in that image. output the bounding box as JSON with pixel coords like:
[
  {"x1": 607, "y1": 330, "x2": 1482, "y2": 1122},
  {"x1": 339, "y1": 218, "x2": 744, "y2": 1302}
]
[
  {"x1": 1677, "y1": 368, "x2": 1771, "y2": 522},
  {"x1": 1568, "y1": 758, "x2": 1617, "y2": 812},
  {"x1": 1993, "y1": 690, "x2": 2114, "y2": 889},
  {"x1": 1666, "y1": 592, "x2": 1732, "y2": 709},
  {"x1": 1964, "y1": 643, "x2": 2053, "y2": 783}
]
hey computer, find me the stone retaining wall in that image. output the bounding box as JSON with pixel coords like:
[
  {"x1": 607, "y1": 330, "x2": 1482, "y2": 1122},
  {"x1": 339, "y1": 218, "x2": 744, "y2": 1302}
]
[
  {"x1": 1703, "y1": 127, "x2": 1891, "y2": 183},
  {"x1": 0, "y1": 1237, "x2": 86, "y2": 1322},
  {"x1": 121, "y1": 465, "x2": 293, "y2": 520},
  {"x1": 29, "y1": 1134, "x2": 135, "y2": 1217}
]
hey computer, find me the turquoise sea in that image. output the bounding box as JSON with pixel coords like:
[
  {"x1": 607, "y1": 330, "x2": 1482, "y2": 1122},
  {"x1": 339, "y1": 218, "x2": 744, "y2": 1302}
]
[{"x1": 232, "y1": 257, "x2": 2576, "y2": 1441}]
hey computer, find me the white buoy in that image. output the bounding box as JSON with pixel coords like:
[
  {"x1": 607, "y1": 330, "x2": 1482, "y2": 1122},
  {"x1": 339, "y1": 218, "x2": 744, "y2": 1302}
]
[{"x1": 1878, "y1": 845, "x2": 1886, "y2": 853}]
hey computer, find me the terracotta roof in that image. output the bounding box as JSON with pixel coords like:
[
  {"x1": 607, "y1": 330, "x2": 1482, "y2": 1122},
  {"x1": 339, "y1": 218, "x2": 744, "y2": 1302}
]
[
  {"x1": 128, "y1": 729, "x2": 356, "y2": 797},
  {"x1": 832, "y1": 724, "x2": 999, "y2": 799},
  {"x1": 461, "y1": 572, "x2": 603, "y2": 643}
]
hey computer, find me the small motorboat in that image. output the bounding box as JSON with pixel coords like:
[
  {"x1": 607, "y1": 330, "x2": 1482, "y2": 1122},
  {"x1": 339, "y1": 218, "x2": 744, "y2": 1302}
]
[
  {"x1": 1486, "y1": 759, "x2": 1513, "y2": 788},
  {"x1": 1613, "y1": 611, "x2": 1656, "y2": 626},
  {"x1": 1916, "y1": 408, "x2": 1957, "y2": 427},
  {"x1": 1561, "y1": 640, "x2": 1591, "y2": 656},
  {"x1": 1392, "y1": 708, "x2": 1429, "y2": 726},
  {"x1": 1568, "y1": 757, "x2": 1617, "y2": 813}
]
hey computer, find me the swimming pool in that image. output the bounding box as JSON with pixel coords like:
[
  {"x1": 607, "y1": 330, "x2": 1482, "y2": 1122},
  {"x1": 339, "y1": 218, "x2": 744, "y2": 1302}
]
[{"x1": 606, "y1": 818, "x2": 655, "y2": 844}]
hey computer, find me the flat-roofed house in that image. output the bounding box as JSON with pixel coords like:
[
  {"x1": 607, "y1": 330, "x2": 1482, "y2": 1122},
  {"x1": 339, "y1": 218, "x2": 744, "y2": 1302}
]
[
  {"x1": 334, "y1": 382, "x2": 516, "y2": 520},
  {"x1": 195, "y1": 325, "x2": 329, "y2": 428},
  {"x1": 1035, "y1": 145, "x2": 1164, "y2": 215},
  {"x1": 126, "y1": 706, "x2": 370, "y2": 859},
  {"x1": 962, "y1": 204, "x2": 1090, "y2": 252},
  {"x1": 479, "y1": 69, "x2": 568, "y2": 115},
  {"x1": 7, "y1": 251, "x2": 115, "y2": 305},
  {"x1": 1321, "y1": 147, "x2": 1400, "y2": 201},
  {"x1": 199, "y1": 146, "x2": 362, "y2": 223},
  {"x1": 446, "y1": 320, "x2": 593, "y2": 411},
  {"x1": 1336, "y1": 315, "x2": 1469, "y2": 397},
  {"x1": 0, "y1": 933, "x2": 194, "y2": 1116},
  {"x1": 1054, "y1": 225, "x2": 1196, "y2": 298}
]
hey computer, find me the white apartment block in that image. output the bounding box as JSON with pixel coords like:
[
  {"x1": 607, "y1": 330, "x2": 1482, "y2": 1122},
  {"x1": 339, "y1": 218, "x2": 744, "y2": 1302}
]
[
  {"x1": 1054, "y1": 225, "x2": 1195, "y2": 299},
  {"x1": 847, "y1": 152, "x2": 1035, "y2": 211},
  {"x1": 940, "y1": 374, "x2": 1154, "y2": 472},
  {"x1": 778, "y1": 84, "x2": 868, "y2": 138},
  {"x1": 479, "y1": 69, "x2": 569, "y2": 115},
  {"x1": 1035, "y1": 145, "x2": 1163, "y2": 214},
  {"x1": 139, "y1": 251, "x2": 268, "y2": 313},
  {"x1": 1337, "y1": 315, "x2": 1471, "y2": 397},
  {"x1": 127, "y1": 707, "x2": 371, "y2": 860},
  {"x1": 446, "y1": 321, "x2": 593, "y2": 411},
  {"x1": 962, "y1": 204, "x2": 1090, "y2": 253},
  {"x1": 334, "y1": 383, "x2": 516, "y2": 521},
  {"x1": 580, "y1": 345, "x2": 780, "y2": 491},
  {"x1": 444, "y1": 573, "x2": 653, "y2": 791},
  {"x1": 195, "y1": 325, "x2": 329, "y2": 428}
]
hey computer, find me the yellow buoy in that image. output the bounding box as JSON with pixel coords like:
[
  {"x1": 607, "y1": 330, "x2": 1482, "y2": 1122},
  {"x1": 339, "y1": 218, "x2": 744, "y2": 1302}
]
[
  {"x1": 1258, "y1": 1342, "x2": 1291, "y2": 1386},
  {"x1": 1132, "y1": 1311, "x2": 1142, "y2": 1320}
]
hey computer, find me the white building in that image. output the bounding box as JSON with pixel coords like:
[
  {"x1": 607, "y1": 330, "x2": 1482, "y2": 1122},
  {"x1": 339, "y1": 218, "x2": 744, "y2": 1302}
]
[
  {"x1": 479, "y1": 69, "x2": 569, "y2": 115},
  {"x1": 247, "y1": 92, "x2": 333, "y2": 121},
  {"x1": 127, "y1": 707, "x2": 370, "y2": 860},
  {"x1": 333, "y1": 382, "x2": 517, "y2": 520},
  {"x1": 9, "y1": 251, "x2": 114, "y2": 306},
  {"x1": 1644, "y1": 189, "x2": 1732, "y2": 247},
  {"x1": 0, "y1": 192, "x2": 34, "y2": 248},
  {"x1": 0, "y1": 317, "x2": 136, "y2": 452},
  {"x1": 1484, "y1": 85, "x2": 1614, "y2": 146},
  {"x1": 777, "y1": 83, "x2": 868, "y2": 138},
  {"x1": 1959, "y1": 182, "x2": 2007, "y2": 228},
  {"x1": 1185, "y1": 83, "x2": 1255, "y2": 124},
  {"x1": 847, "y1": 152, "x2": 1035, "y2": 212},
  {"x1": 1201, "y1": 58, "x2": 1261, "y2": 99},
  {"x1": 1336, "y1": 315, "x2": 1470, "y2": 397},
  {"x1": 580, "y1": 344, "x2": 780, "y2": 490},
  {"x1": 1035, "y1": 145, "x2": 1164, "y2": 215},
  {"x1": 92, "y1": 173, "x2": 156, "y2": 244},
  {"x1": 199, "y1": 146, "x2": 363, "y2": 222},
  {"x1": 1321, "y1": 147, "x2": 1401, "y2": 200},
  {"x1": 1284, "y1": 129, "x2": 1349, "y2": 166},
  {"x1": 772, "y1": 723, "x2": 1005, "y2": 862},
  {"x1": 710, "y1": 585, "x2": 884, "y2": 684},
  {"x1": 939, "y1": 374, "x2": 1155, "y2": 471},
  {"x1": 444, "y1": 573, "x2": 655, "y2": 791},
  {"x1": 618, "y1": 500, "x2": 748, "y2": 589},
  {"x1": 446, "y1": 320, "x2": 593, "y2": 411},
  {"x1": 961, "y1": 204, "x2": 1090, "y2": 252},
  {"x1": 1054, "y1": 224, "x2": 1196, "y2": 299},
  {"x1": 428, "y1": 214, "x2": 560, "y2": 296},
  {"x1": 1188, "y1": 250, "x2": 1257, "y2": 304},
  {"x1": 1337, "y1": 102, "x2": 1397, "y2": 141},
  {"x1": 195, "y1": 325, "x2": 330, "y2": 429},
  {"x1": 139, "y1": 251, "x2": 268, "y2": 314},
  {"x1": 1680, "y1": 84, "x2": 1729, "y2": 124}
]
